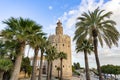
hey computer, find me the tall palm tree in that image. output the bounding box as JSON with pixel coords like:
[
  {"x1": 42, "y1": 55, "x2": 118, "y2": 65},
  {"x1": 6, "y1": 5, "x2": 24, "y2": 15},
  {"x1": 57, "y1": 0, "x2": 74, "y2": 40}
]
[
  {"x1": 45, "y1": 46, "x2": 58, "y2": 80},
  {"x1": 49, "y1": 46, "x2": 58, "y2": 80},
  {"x1": 2, "y1": 17, "x2": 37, "y2": 80},
  {"x1": 76, "y1": 40, "x2": 93, "y2": 80},
  {"x1": 29, "y1": 25, "x2": 45, "y2": 80},
  {"x1": 38, "y1": 38, "x2": 48, "y2": 80},
  {"x1": 74, "y1": 8, "x2": 119, "y2": 80},
  {"x1": 0, "y1": 39, "x2": 21, "y2": 80},
  {"x1": 57, "y1": 52, "x2": 67, "y2": 80}
]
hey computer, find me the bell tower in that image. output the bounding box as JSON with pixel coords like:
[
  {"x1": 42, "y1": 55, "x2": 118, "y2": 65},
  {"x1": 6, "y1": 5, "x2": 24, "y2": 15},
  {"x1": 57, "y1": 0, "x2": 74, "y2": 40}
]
[{"x1": 56, "y1": 20, "x2": 63, "y2": 35}]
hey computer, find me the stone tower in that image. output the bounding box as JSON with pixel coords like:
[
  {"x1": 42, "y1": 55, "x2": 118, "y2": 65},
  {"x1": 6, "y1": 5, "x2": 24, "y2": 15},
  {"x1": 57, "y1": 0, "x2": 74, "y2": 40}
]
[{"x1": 48, "y1": 20, "x2": 72, "y2": 79}]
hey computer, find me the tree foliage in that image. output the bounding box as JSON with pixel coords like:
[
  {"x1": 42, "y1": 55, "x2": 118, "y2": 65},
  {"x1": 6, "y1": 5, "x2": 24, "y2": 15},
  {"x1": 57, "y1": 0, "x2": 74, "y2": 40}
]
[
  {"x1": 0, "y1": 58, "x2": 13, "y2": 72},
  {"x1": 101, "y1": 64, "x2": 120, "y2": 75},
  {"x1": 0, "y1": 17, "x2": 47, "y2": 80},
  {"x1": 101, "y1": 64, "x2": 120, "y2": 79},
  {"x1": 45, "y1": 46, "x2": 58, "y2": 80},
  {"x1": 74, "y1": 7, "x2": 120, "y2": 80},
  {"x1": 74, "y1": 8, "x2": 119, "y2": 48},
  {"x1": 73, "y1": 62, "x2": 80, "y2": 69},
  {"x1": 21, "y1": 57, "x2": 32, "y2": 77}
]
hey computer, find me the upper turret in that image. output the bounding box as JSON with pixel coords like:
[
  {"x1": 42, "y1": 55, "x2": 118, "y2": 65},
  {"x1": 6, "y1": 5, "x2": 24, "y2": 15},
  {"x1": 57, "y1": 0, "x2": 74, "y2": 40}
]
[{"x1": 56, "y1": 20, "x2": 63, "y2": 35}]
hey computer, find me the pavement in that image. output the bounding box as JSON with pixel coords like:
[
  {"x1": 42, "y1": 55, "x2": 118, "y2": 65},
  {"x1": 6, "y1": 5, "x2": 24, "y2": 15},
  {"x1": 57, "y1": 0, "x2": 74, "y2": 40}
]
[{"x1": 19, "y1": 75, "x2": 99, "y2": 80}]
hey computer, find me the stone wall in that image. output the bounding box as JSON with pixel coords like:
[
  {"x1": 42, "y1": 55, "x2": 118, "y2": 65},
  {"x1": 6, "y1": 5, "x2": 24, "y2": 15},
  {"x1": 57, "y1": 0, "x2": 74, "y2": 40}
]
[{"x1": 49, "y1": 34, "x2": 72, "y2": 79}]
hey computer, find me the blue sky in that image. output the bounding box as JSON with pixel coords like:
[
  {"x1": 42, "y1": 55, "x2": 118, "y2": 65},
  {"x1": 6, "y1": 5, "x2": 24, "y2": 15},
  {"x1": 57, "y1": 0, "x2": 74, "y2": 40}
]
[
  {"x1": 0, "y1": 0, "x2": 80, "y2": 31},
  {"x1": 0, "y1": 0, "x2": 120, "y2": 68}
]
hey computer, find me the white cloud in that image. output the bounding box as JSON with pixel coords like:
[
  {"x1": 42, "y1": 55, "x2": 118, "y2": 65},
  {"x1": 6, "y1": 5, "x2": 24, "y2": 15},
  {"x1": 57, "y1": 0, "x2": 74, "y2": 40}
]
[
  {"x1": 59, "y1": 12, "x2": 68, "y2": 22},
  {"x1": 59, "y1": 0, "x2": 120, "y2": 67},
  {"x1": 43, "y1": 24, "x2": 56, "y2": 36},
  {"x1": 103, "y1": 0, "x2": 120, "y2": 31},
  {"x1": 68, "y1": 10, "x2": 77, "y2": 15},
  {"x1": 48, "y1": 6, "x2": 53, "y2": 10}
]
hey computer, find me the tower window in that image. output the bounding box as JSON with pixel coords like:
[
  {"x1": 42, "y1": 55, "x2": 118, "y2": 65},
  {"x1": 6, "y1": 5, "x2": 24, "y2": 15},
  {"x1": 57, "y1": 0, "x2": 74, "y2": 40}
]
[
  {"x1": 63, "y1": 44, "x2": 64, "y2": 46},
  {"x1": 55, "y1": 65, "x2": 57, "y2": 68},
  {"x1": 68, "y1": 45, "x2": 70, "y2": 47},
  {"x1": 56, "y1": 44, "x2": 57, "y2": 46}
]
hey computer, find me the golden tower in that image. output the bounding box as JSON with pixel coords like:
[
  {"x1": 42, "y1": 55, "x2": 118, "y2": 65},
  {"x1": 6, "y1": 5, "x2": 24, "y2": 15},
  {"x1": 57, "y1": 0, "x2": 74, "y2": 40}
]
[{"x1": 48, "y1": 20, "x2": 72, "y2": 79}]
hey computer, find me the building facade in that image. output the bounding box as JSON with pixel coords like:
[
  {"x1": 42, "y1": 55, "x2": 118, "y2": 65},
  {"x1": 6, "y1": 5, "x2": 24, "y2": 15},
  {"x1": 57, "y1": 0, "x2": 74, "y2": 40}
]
[{"x1": 48, "y1": 21, "x2": 72, "y2": 79}]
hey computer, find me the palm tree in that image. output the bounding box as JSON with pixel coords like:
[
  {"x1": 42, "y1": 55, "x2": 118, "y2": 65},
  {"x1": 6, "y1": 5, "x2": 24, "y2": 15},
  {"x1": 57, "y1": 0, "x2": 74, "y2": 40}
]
[
  {"x1": 21, "y1": 57, "x2": 32, "y2": 78},
  {"x1": 76, "y1": 40, "x2": 93, "y2": 80},
  {"x1": 29, "y1": 25, "x2": 45, "y2": 80},
  {"x1": 0, "y1": 58, "x2": 13, "y2": 80},
  {"x1": 56, "y1": 67, "x2": 60, "y2": 79},
  {"x1": 45, "y1": 46, "x2": 58, "y2": 80},
  {"x1": 0, "y1": 41, "x2": 13, "y2": 80},
  {"x1": 38, "y1": 38, "x2": 48, "y2": 80},
  {"x1": 2, "y1": 17, "x2": 37, "y2": 80},
  {"x1": 74, "y1": 8, "x2": 119, "y2": 80},
  {"x1": 57, "y1": 52, "x2": 67, "y2": 80},
  {"x1": 0, "y1": 39, "x2": 21, "y2": 80},
  {"x1": 49, "y1": 46, "x2": 58, "y2": 80}
]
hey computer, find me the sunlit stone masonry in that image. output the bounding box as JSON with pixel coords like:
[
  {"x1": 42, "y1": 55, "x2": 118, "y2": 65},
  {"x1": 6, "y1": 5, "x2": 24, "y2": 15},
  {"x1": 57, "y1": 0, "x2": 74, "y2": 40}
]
[{"x1": 48, "y1": 20, "x2": 72, "y2": 79}]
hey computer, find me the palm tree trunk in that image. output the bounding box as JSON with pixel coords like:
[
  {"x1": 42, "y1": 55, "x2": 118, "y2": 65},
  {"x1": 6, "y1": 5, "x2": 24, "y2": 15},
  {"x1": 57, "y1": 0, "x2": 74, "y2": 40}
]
[
  {"x1": 10, "y1": 42, "x2": 25, "y2": 80},
  {"x1": 46, "y1": 61, "x2": 49, "y2": 80},
  {"x1": 0, "y1": 71, "x2": 4, "y2": 80},
  {"x1": 3, "y1": 71, "x2": 10, "y2": 80},
  {"x1": 93, "y1": 36, "x2": 103, "y2": 80},
  {"x1": 46, "y1": 60, "x2": 50, "y2": 80},
  {"x1": 84, "y1": 50, "x2": 90, "y2": 80},
  {"x1": 48, "y1": 61, "x2": 51, "y2": 80},
  {"x1": 31, "y1": 47, "x2": 39, "y2": 80},
  {"x1": 58, "y1": 69, "x2": 59, "y2": 79},
  {"x1": 50, "y1": 61, "x2": 53, "y2": 80},
  {"x1": 38, "y1": 51, "x2": 44, "y2": 80},
  {"x1": 60, "y1": 59, "x2": 63, "y2": 80}
]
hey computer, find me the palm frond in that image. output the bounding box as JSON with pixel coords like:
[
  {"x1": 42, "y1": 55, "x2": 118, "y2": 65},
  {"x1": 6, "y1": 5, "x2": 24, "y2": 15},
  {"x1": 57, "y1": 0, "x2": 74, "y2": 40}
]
[{"x1": 74, "y1": 8, "x2": 119, "y2": 48}]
